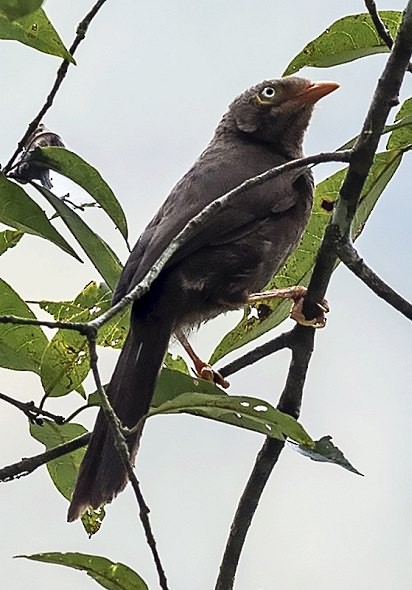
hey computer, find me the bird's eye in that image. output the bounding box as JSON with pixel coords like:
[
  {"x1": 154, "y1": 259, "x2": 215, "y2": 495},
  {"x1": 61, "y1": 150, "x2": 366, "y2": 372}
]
[{"x1": 260, "y1": 86, "x2": 276, "y2": 99}]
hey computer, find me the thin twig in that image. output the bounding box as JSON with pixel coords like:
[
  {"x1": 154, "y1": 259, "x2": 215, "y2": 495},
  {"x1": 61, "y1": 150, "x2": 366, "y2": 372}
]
[
  {"x1": 337, "y1": 240, "x2": 412, "y2": 320},
  {"x1": 0, "y1": 391, "x2": 64, "y2": 425},
  {"x1": 0, "y1": 433, "x2": 90, "y2": 482},
  {"x1": 218, "y1": 330, "x2": 293, "y2": 378},
  {"x1": 216, "y1": 4, "x2": 412, "y2": 588},
  {"x1": 88, "y1": 336, "x2": 170, "y2": 590},
  {"x1": 215, "y1": 326, "x2": 314, "y2": 590},
  {"x1": 0, "y1": 314, "x2": 95, "y2": 337},
  {"x1": 365, "y1": 0, "x2": 412, "y2": 73},
  {"x1": 127, "y1": 469, "x2": 170, "y2": 590},
  {"x1": 3, "y1": 0, "x2": 109, "y2": 174}
]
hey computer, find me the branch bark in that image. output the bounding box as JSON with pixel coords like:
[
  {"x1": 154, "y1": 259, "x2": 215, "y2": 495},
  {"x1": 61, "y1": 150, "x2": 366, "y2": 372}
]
[
  {"x1": 337, "y1": 240, "x2": 412, "y2": 320},
  {"x1": 215, "y1": 3, "x2": 412, "y2": 588}
]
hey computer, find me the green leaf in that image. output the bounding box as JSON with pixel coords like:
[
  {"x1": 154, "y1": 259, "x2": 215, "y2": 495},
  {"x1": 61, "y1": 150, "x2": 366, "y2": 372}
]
[
  {"x1": 0, "y1": 229, "x2": 23, "y2": 255},
  {"x1": 0, "y1": 0, "x2": 43, "y2": 20},
  {"x1": 33, "y1": 184, "x2": 122, "y2": 291},
  {"x1": 40, "y1": 329, "x2": 89, "y2": 397},
  {"x1": 386, "y1": 97, "x2": 412, "y2": 150},
  {"x1": 283, "y1": 11, "x2": 402, "y2": 75},
  {"x1": 30, "y1": 420, "x2": 87, "y2": 499},
  {"x1": 17, "y1": 553, "x2": 148, "y2": 590},
  {"x1": 152, "y1": 367, "x2": 225, "y2": 407},
  {"x1": 0, "y1": 278, "x2": 48, "y2": 373},
  {"x1": 290, "y1": 435, "x2": 363, "y2": 476},
  {"x1": 39, "y1": 281, "x2": 129, "y2": 350},
  {"x1": 0, "y1": 8, "x2": 74, "y2": 62},
  {"x1": 87, "y1": 366, "x2": 225, "y2": 408},
  {"x1": 149, "y1": 392, "x2": 313, "y2": 446},
  {"x1": 36, "y1": 147, "x2": 128, "y2": 241},
  {"x1": 163, "y1": 352, "x2": 190, "y2": 374},
  {"x1": 210, "y1": 149, "x2": 403, "y2": 364},
  {"x1": 0, "y1": 174, "x2": 80, "y2": 260}
]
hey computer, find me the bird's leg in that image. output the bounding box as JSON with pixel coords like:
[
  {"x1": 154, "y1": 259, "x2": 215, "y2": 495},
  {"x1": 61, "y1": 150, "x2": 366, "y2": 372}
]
[
  {"x1": 176, "y1": 331, "x2": 230, "y2": 389},
  {"x1": 247, "y1": 286, "x2": 329, "y2": 328}
]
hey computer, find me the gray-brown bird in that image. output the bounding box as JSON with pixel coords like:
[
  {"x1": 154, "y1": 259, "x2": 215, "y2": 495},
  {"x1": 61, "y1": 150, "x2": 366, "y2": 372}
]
[{"x1": 68, "y1": 76, "x2": 338, "y2": 521}]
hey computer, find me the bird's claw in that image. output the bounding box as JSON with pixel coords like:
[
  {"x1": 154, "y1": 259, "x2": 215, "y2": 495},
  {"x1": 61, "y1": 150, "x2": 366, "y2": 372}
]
[
  {"x1": 290, "y1": 293, "x2": 329, "y2": 328},
  {"x1": 197, "y1": 364, "x2": 230, "y2": 389}
]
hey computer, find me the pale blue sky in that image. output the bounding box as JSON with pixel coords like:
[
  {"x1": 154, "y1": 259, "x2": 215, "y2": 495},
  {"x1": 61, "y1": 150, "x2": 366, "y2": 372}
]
[{"x1": 1, "y1": 1, "x2": 411, "y2": 589}]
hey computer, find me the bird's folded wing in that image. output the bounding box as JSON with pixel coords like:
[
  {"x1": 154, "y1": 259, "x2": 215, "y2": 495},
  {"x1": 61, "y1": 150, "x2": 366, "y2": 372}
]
[{"x1": 113, "y1": 156, "x2": 310, "y2": 304}]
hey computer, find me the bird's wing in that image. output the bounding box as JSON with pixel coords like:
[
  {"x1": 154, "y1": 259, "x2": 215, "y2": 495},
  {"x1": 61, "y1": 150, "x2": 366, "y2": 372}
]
[{"x1": 113, "y1": 146, "x2": 312, "y2": 303}]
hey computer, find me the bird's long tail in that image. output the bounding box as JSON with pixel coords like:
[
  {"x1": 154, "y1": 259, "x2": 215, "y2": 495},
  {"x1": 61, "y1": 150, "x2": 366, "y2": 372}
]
[{"x1": 67, "y1": 299, "x2": 175, "y2": 522}]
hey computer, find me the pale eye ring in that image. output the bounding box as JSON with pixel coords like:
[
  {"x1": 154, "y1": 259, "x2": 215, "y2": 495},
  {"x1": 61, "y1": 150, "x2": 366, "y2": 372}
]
[{"x1": 260, "y1": 86, "x2": 276, "y2": 99}]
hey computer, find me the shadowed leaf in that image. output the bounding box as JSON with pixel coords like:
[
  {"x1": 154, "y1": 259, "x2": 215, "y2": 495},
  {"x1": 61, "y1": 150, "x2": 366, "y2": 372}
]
[
  {"x1": 0, "y1": 8, "x2": 74, "y2": 62},
  {"x1": 210, "y1": 149, "x2": 403, "y2": 364},
  {"x1": 0, "y1": 174, "x2": 80, "y2": 260},
  {"x1": 283, "y1": 11, "x2": 402, "y2": 75},
  {"x1": 290, "y1": 435, "x2": 363, "y2": 476},
  {"x1": 0, "y1": 278, "x2": 48, "y2": 373},
  {"x1": 17, "y1": 553, "x2": 148, "y2": 590}
]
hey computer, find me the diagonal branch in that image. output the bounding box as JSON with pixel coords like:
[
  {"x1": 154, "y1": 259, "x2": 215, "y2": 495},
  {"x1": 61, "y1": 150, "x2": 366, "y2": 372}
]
[
  {"x1": 337, "y1": 240, "x2": 412, "y2": 320},
  {"x1": 215, "y1": 325, "x2": 314, "y2": 590},
  {"x1": 87, "y1": 336, "x2": 170, "y2": 590},
  {"x1": 0, "y1": 151, "x2": 352, "y2": 335},
  {"x1": 215, "y1": 3, "x2": 412, "y2": 588},
  {"x1": 3, "y1": 0, "x2": 109, "y2": 174},
  {"x1": 365, "y1": 0, "x2": 412, "y2": 73}
]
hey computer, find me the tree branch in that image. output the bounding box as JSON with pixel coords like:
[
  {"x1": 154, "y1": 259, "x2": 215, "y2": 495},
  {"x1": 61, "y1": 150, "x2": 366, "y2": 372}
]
[
  {"x1": 3, "y1": 0, "x2": 109, "y2": 174},
  {"x1": 0, "y1": 391, "x2": 64, "y2": 425},
  {"x1": 365, "y1": 0, "x2": 412, "y2": 73},
  {"x1": 0, "y1": 433, "x2": 90, "y2": 482},
  {"x1": 215, "y1": 326, "x2": 314, "y2": 590},
  {"x1": 219, "y1": 330, "x2": 293, "y2": 378},
  {"x1": 215, "y1": 4, "x2": 412, "y2": 588},
  {"x1": 337, "y1": 240, "x2": 412, "y2": 320},
  {"x1": 88, "y1": 336, "x2": 170, "y2": 590}
]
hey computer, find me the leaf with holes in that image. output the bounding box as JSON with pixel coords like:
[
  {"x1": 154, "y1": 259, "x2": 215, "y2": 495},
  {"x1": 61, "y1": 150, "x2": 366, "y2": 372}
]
[
  {"x1": 0, "y1": 278, "x2": 48, "y2": 373},
  {"x1": 210, "y1": 149, "x2": 403, "y2": 364},
  {"x1": 163, "y1": 353, "x2": 190, "y2": 375},
  {"x1": 0, "y1": 229, "x2": 23, "y2": 255},
  {"x1": 290, "y1": 436, "x2": 363, "y2": 476},
  {"x1": 35, "y1": 148, "x2": 128, "y2": 241},
  {"x1": 16, "y1": 553, "x2": 148, "y2": 590},
  {"x1": 30, "y1": 420, "x2": 87, "y2": 499},
  {"x1": 0, "y1": 174, "x2": 80, "y2": 260},
  {"x1": 33, "y1": 184, "x2": 122, "y2": 291},
  {"x1": 40, "y1": 328, "x2": 89, "y2": 397},
  {"x1": 149, "y1": 392, "x2": 313, "y2": 446},
  {"x1": 0, "y1": 8, "x2": 74, "y2": 62},
  {"x1": 39, "y1": 281, "x2": 129, "y2": 350},
  {"x1": 283, "y1": 11, "x2": 402, "y2": 75}
]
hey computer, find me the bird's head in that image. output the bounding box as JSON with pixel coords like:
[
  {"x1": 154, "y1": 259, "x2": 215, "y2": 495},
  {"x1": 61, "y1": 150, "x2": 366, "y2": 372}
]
[{"x1": 222, "y1": 77, "x2": 339, "y2": 157}]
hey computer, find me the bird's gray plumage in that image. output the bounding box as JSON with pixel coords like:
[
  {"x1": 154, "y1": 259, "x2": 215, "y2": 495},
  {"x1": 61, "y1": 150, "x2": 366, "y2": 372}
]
[{"x1": 68, "y1": 76, "x2": 337, "y2": 521}]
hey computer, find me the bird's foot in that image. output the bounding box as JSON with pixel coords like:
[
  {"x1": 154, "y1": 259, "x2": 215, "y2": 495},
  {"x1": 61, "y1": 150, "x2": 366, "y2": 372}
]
[
  {"x1": 176, "y1": 331, "x2": 230, "y2": 388},
  {"x1": 193, "y1": 362, "x2": 230, "y2": 389},
  {"x1": 247, "y1": 285, "x2": 329, "y2": 329}
]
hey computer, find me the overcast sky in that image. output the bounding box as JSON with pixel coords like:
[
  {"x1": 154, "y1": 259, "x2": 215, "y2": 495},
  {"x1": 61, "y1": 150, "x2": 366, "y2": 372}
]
[{"x1": 1, "y1": 1, "x2": 412, "y2": 589}]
